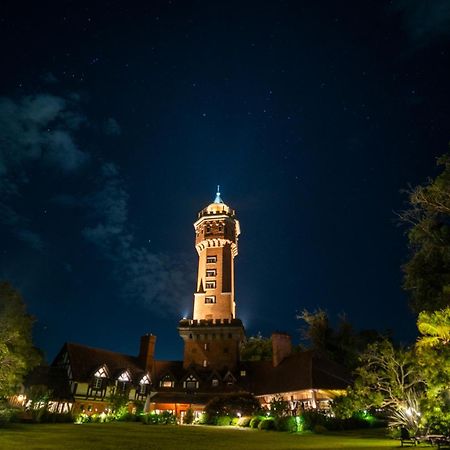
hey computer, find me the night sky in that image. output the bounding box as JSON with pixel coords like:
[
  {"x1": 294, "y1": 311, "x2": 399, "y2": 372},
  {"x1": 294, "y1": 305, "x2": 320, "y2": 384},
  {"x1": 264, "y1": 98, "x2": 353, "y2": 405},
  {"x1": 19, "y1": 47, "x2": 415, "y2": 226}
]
[{"x1": 1, "y1": 1, "x2": 449, "y2": 363}]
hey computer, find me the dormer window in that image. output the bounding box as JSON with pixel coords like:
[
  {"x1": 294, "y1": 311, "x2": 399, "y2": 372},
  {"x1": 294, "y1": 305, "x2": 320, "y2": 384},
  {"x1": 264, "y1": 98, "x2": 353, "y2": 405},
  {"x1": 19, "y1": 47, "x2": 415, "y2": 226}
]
[
  {"x1": 160, "y1": 375, "x2": 174, "y2": 388},
  {"x1": 212, "y1": 378, "x2": 219, "y2": 387},
  {"x1": 92, "y1": 365, "x2": 108, "y2": 389},
  {"x1": 183, "y1": 375, "x2": 199, "y2": 390},
  {"x1": 118, "y1": 371, "x2": 131, "y2": 382},
  {"x1": 138, "y1": 374, "x2": 150, "y2": 394},
  {"x1": 116, "y1": 370, "x2": 131, "y2": 394}
]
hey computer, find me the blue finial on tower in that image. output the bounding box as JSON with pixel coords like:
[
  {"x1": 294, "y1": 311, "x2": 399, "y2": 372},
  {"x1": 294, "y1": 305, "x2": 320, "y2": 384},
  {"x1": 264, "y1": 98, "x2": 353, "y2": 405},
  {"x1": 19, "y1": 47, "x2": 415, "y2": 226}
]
[{"x1": 214, "y1": 185, "x2": 223, "y2": 203}]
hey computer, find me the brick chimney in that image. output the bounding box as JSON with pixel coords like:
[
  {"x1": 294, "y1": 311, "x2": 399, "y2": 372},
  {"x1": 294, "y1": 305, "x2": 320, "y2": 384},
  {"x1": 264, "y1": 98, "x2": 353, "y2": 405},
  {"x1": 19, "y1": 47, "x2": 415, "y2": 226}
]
[
  {"x1": 139, "y1": 334, "x2": 156, "y2": 371},
  {"x1": 272, "y1": 332, "x2": 292, "y2": 367}
]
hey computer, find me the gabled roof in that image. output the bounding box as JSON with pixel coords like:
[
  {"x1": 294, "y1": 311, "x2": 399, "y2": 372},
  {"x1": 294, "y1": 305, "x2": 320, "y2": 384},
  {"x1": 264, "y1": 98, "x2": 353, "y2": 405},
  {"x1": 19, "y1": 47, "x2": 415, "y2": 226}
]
[
  {"x1": 239, "y1": 351, "x2": 350, "y2": 396},
  {"x1": 55, "y1": 342, "x2": 146, "y2": 384}
]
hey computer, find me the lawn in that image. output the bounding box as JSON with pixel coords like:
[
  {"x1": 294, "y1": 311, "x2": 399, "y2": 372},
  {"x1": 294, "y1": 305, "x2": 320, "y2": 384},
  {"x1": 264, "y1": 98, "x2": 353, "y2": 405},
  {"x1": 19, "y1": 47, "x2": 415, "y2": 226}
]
[{"x1": 0, "y1": 423, "x2": 400, "y2": 450}]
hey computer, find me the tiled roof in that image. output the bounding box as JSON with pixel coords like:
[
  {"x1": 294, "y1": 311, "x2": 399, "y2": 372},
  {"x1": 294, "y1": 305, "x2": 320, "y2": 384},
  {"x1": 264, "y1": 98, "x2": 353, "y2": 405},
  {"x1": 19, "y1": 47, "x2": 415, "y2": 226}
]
[
  {"x1": 57, "y1": 342, "x2": 147, "y2": 384},
  {"x1": 240, "y1": 351, "x2": 351, "y2": 396},
  {"x1": 48, "y1": 342, "x2": 350, "y2": 400}
]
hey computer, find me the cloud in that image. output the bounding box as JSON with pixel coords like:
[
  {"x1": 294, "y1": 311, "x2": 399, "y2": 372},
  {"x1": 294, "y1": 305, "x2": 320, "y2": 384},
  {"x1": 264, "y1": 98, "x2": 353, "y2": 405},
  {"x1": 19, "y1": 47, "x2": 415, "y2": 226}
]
[
  {"x1": 0, "y1": 93, "x2": 88, "y2": 250},
  {"x1": 0, "y1": 94, "x2": 89, "y2": 191},
  {"x1": 16, "y1": 229, "x2": 44, "y2": 251},
  {"x1": 104, "y1": 118, "x2": 121, "y2": 136},
  {"x1": 392, "y1": 0, "x2": 450, "y2": 48},
  {"x1": 81, "y1": 163, "x2": 194, "y2": 316}
]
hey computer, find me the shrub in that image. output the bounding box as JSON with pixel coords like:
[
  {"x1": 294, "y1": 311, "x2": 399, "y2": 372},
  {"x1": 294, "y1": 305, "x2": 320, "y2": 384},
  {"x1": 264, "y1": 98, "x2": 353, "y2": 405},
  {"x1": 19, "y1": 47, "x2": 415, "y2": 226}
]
[
  {"x1": 0, "y1": 402, "x2": 17, "y2": 425},
  {"x1": 258, "y1": 418, "x2": 276, "y2": 430},
  {"x1": 250, "y1": 416, "x2": 263, "y2": 428},
  {"x1": 141, "y1": 411, "x2": 176, "y2": 425},
  {"x1": 184, "y1": 408, "x2": 194, "y2": 424},
  {"x1": 205, "y1": 393, "x2": 261, "y2": 419},
  {"x1": 275, "y1": 416, "x2": 298, "y2": 432},
  {"x1": 231, "y1": 417, "x2": 239, "y2": 426},
  {"x1": 216, "y1": 415, "x2": 232, "y2": 426},
  {"x1": 196, "y1": 412, "x2": 209, "y2": 425},
  {"x1": 237, "y1": 416, "x2": 252, "y2": 427}
]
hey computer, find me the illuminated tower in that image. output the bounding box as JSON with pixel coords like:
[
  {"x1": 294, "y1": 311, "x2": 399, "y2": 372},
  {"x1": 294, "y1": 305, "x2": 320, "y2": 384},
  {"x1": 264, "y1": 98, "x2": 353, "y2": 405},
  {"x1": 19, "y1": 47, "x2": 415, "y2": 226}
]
[{"x1": 178, "y1": 187, "x2": 245, "y2": 370}]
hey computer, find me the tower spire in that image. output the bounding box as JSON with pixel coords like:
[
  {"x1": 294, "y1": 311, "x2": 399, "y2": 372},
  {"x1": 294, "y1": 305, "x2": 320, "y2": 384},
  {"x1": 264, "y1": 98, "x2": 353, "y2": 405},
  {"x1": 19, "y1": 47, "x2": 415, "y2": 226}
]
[{"x1": 214, "y1": 185, "x2": 223, "y2": 204}]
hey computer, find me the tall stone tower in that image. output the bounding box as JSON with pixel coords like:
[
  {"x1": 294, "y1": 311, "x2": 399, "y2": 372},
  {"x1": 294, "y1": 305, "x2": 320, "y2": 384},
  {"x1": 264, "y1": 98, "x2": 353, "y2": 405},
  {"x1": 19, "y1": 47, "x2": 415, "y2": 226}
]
[{"x1": 178, "y1": 187, "x2": 245, "y2": 371}]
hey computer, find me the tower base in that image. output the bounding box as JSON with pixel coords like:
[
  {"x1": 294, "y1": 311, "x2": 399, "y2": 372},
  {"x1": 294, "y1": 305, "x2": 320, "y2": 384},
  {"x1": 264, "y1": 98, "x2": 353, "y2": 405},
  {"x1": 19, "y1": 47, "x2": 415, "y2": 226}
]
[{"x1": 178, "y1": 318, "x2": 245, "y2": 371}]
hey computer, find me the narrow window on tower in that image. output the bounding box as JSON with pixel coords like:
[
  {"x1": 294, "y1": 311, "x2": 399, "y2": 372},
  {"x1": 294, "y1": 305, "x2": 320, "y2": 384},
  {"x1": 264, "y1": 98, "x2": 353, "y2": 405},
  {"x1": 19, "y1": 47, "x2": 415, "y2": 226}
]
[
  {"x1": 206, "y1": 226, "x2": 211, "y2": 234},
  {"x1": 206, "y1": 269, "x2": 216, "y2": 277},
  {"x1": 206, "y1": 256, "x2": 217, "y2": 263},
  {"x1": 205, "y1": 281, "x2": 216, "y2": 289},
  {"x1": 205, "y1": 296, "x2": 216, "y2": 304}
]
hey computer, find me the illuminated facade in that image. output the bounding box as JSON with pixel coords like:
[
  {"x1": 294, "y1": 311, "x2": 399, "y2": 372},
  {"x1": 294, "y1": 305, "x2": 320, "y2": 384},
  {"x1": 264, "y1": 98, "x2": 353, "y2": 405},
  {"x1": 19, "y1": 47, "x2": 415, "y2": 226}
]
[
  {"x1": 178, "y1": 187, "x2": 245, "y2": 370},
  {"x1": 22, "y1": 189, "x2": 350, "y2": 419}
]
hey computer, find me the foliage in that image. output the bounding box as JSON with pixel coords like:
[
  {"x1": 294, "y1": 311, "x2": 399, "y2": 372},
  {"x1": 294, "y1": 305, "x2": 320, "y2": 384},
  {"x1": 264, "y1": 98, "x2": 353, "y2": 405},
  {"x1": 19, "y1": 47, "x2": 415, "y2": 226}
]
[
  {"x1": 0, "y1": 282, "x2": 41, "y2": 398},
  {"x1": 237, "y1": 416, "x2": 252, "y2": 427},
  {"x1": 269, "y1": 395, "x2": 291, "y2": 418},
  {"x1": 275, "y1": 416, "x2": 301, "y2": 432},
  {"x1": 216, "y1": 415, "x2": 232, "y2": 426},
  {"x1": 258, "y1": 417, "x2": 275, "y2": 430},
  {"x1": 240, "y1": 334, "x2": 272, "y2": 361},
  {"x1": 0, "y1": 400, "x2": 19, "y2": 425},
  {"x1": 204, "y1": 393, "x2": 261, "y2": 419},
  {"x1": 141, "y1": 411, "x2": 176, "y2": 425},
  {"x1": 335, "y1": 339, "x2": 423, "y2": 432},
  {"x1": 184, "y1": 408, "x2": 194, "y2": 424},
  {"x1": 108, "y1": 391, "x2": 129, "y2": 414},
  {"x1": 26, "y1": 384, "x2": 52, "y2": 423},
  {"x1": 415, "y1": 307, "x2": 450, "y2": 433},
  {"x1": 249, "y1": 416, "x2": 264, "y2": 428},
  {"x1": 297, "y1": 309, "x2": 388, "y2": 370},
  {"x1": 400, "y1": 152, "x2": 450, "y2": 313}
]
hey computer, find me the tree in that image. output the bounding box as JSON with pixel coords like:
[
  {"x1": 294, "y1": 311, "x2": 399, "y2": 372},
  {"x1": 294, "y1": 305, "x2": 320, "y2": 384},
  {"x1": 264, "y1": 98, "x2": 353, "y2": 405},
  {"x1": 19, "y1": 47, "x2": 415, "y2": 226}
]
[
  {"x1": 400, "y1": 152, "x2": 450, "y2": 313},
  {"x1": 298, "y1": 309, "x2": 387, "y2": 370},
  {"x1": 0, "y1": 282, "x2": 41, "y2": 399},
  {"x1": 416, "y1": 308, "x2": 450, "y2": 433},
  {"x1": 240, "y1": 333, "x2": 272, "y2": 361},
  {"x1": 204, "y1": 393, "x2": 261, "y2": 419},
  {"x1": 333, "y1": 339, "x2": 423, "y2": 432}
]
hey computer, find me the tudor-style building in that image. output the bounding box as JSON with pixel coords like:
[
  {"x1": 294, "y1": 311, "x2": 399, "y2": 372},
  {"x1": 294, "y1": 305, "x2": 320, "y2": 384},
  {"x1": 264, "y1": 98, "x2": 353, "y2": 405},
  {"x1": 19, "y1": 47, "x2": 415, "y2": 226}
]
[{"x1": 19, "y1": 189, "x2": 350, "y2": 418}]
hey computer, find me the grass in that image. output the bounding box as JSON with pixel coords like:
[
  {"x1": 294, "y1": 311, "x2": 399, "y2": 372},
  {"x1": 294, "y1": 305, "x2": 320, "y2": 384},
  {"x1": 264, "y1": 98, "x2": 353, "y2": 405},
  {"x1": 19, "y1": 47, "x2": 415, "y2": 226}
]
[{"x1": 0, "y1": 422, "x2": 400, "y2": 450}]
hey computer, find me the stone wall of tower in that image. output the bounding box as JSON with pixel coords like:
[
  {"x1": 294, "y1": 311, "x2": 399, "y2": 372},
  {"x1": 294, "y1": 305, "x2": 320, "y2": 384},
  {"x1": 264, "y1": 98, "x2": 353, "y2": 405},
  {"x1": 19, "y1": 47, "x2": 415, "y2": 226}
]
[
  {"x1": 179, "y1": 319, "x2": 244, "y2": 370},
  {"x1": 179, "y1": 193, "x2": 244, "y2": 371},
  {"x1": 193, "y1": 214, "x2": 238, "y2": 321}
]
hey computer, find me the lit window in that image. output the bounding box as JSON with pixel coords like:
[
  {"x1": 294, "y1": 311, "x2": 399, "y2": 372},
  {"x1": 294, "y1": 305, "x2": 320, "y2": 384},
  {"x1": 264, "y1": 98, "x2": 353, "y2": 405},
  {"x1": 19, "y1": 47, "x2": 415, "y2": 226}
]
[
  {"x1": 240, "y1": 370, "x2": 246, "y2": 377},
  {"x1": 205, "y1": 281, "x2": 216, "y2": 289},
  {"x1": 203, "y1": 360, "x2": 208, "y2": 367},
  {"x1": 206, "y1": 269, "x2": 216, "y2": 277},
  {"x1": 206, "y1": 256, "x2": 217, "y2": 263},
  {"x1": 139, "y1": 383, "x2": 148, "y2": 395},
  {"x1": 212, "y1": 379, "x2": 219, "y2": 387},
  {"x1": 205, "y1": 296, "x2": 216, "y2": 304},
  {"x1": 204, "y1": 343, "x2": 209, "y2": 350},
  {"x1": 94, "y1": 366, "x2": 108, "y2": 378},
  {"x1": 118, "y1": 371, "x2": 131, "y2": 382},
  {"x1": 160, "y1": 376, "x2": 174, "y2": 388}
]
